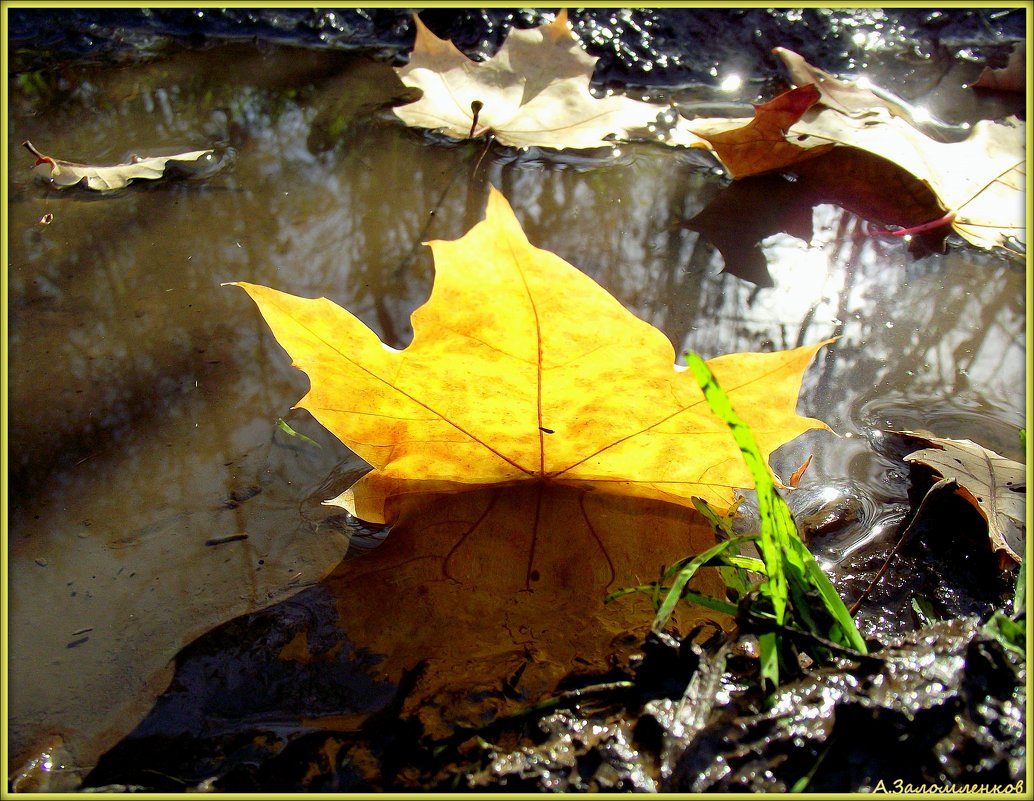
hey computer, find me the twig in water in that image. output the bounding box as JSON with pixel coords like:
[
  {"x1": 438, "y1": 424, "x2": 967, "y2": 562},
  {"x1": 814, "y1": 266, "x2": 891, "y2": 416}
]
[
  {"x1": 471, "y1": 132, "x2": 495, "y2": 179},
  {"x1": 204, "y1": 533, "x2": 249, "y2": 547},
  {"x1": 849, "y1": 477, "x2": 958, "y2": 616}
]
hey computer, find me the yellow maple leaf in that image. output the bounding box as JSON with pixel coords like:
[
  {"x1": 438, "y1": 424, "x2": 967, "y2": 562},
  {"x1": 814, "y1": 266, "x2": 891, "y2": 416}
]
[{"x1": 232, "y1": 186, "x2": 830, "y2": 525}]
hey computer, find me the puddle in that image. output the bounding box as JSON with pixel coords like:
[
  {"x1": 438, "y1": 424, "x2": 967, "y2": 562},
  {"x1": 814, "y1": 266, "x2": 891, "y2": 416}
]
[{"x1": 6, "y1": 9, "x2": 1025, "y2": 788}]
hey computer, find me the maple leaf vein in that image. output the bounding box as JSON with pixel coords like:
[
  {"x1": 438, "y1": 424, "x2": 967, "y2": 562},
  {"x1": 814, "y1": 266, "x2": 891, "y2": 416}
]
[{"x1": 269, "y1": 292, "x2": 534, "y2": 476}]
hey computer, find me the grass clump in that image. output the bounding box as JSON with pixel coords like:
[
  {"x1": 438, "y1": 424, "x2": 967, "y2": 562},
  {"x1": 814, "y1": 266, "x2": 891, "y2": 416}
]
[{"x1": 609, "y1": 352, "x2": 867, "y2": 687}]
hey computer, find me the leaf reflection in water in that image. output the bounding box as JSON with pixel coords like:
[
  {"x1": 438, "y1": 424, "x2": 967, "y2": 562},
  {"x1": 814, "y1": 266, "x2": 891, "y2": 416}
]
[{"x1": 84, "y1": 483, "x2": 725, "y2": 788}]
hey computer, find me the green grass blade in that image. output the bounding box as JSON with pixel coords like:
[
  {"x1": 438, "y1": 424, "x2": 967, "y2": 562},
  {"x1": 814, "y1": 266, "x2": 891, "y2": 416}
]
[
  {"x1": 801, "y1": 554, "x2": 867, "y2": 651},
  {"x1": 722, "y1": 555, "x2": 767, "y2": 573},
  {"x1": 678, "y1": 590, "x2": 740, "y2": 618},
  {"x1": 652, "y1": 536, "x2": 756, "y2": 633},
  {"x1": 686, "y1": 353, "x2": 790, "y2": 623},
  {"x1": 758, "y1": 631, "x2": 780, "y2": 689},
  {"x1": 275, "y1": 417, "x2": 322, "y2": 449},
  {"x1": 692, "y1": 497, "x2": 737, "y2": 536},
  {"x1": 685, "y1": 351, "x2": 867, "y2": 655}
]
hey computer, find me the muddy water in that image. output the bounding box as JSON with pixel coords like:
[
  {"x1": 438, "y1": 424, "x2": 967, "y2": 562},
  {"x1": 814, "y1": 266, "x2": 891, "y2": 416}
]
[{"x1": 6, "y1": 32, "x2": 1025, "y2": 785}]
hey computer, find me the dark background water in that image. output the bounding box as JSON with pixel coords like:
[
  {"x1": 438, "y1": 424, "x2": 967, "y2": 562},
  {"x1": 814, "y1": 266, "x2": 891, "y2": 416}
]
[{"x1": 11, "y1": 7, "x2": 1026, "y2": 85}]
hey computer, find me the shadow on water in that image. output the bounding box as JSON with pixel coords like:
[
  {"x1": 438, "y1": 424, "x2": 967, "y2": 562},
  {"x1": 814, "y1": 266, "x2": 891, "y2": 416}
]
[
  {"x1": 6, "y1": 9, "x2": 1024, "y2": 790},
  {"x1": 81, "y1": 483, "x2": 730, "y2": 791}
]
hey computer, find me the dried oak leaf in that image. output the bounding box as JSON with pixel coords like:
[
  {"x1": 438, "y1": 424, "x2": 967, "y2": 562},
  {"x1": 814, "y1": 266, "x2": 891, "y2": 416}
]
[
  {"x1": 903, "y1": 433, "x2": 1025, "y2": 564},
  {"x1": 233, "y1": 186, "x2": 831, "y2": 526},
  {"x1": 23, "y1": 140, "x2": 213, "y2": 191},
  {"x1": 392, "y1": 11, "x2": 667, "y2": 149}
]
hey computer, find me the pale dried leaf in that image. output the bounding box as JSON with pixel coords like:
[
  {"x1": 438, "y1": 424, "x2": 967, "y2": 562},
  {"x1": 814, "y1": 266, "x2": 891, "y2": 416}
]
[
  {"x1": 786, "y1": 110, "x2": 1025, "y2": 251},
  {"x1": 24, "y1": 140, "x2": 214, "y2": 191},
  {"x1": 393, "y1": 12, "x2": 666, "y2": 150},
  {"x1": 903, "y1": 433, "x2": 1025, "y2": 563},
  {"x1": 774, "y1": 46, "x2": 931, "y2": 127}
]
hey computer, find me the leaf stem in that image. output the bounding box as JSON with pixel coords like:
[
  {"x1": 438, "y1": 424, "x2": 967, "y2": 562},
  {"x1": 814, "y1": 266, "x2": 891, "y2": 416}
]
[
  {"x1": 865, "y1": 210, "x2": 956, "y2": 238},
  {"x1": 22, "y1": 139, "x2": 53, "y2": 166}
]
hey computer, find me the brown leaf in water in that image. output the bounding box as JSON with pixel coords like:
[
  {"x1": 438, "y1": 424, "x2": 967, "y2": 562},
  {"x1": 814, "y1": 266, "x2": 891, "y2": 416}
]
[
  {"x1": 673, "y1": 84, "x2": 834, "y2": 178},
  {"x1": 683, "y1": 146, "x2": 949, "y2": 286},
  {"x1": 770, "y1": 50, "x2": 1026, "y2": 255},
  {"x1": 971, "y1": 43, "x2": 1025, "y2": 93},
  {"x1": 788, "y1": 455, "x2": 813, "y2": 489},
  {"x1": 676, "y1": 50, "x2": 1025, "y2": 256},
  {"x1": 787, "y1": 110, "x2": 1025, "y2": 255}
]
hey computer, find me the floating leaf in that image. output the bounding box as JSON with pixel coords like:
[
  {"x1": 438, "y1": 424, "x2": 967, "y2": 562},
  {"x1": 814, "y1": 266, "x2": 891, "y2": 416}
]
[
  {"x1": 230, "y1": 187, "x2": 836, "y2": 733},
  {"x1": 23, "y1": 140, "x2": 214, "y2": 191},
  {"x1": 670, "y1": 84, "x2": 834, "y2": 177},
  {"x1": 903, "y1": 432, "x2": 1025, "y2": 564},
  {"x1": 232, "y1": 186, "x2": 831, "y2": 526},
  {"x1": 971, "y1": 42, "x2": 1025, "y2": 93},
  {"x1": 773, "y1": 46, "x2": 931, "y2": 125},
  {"x1": 765, "y1": 49, "x2": 1026, "y2": 254},
  {"x1": 785, "y1": 109, "x2": 1025, "y2": 253},
  {"x1": 392, "y1": 12, "x2": 667, "y2": 149},
  {"x1": 671, "y1": 49, "x2": 1025, "y2": 256}
]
